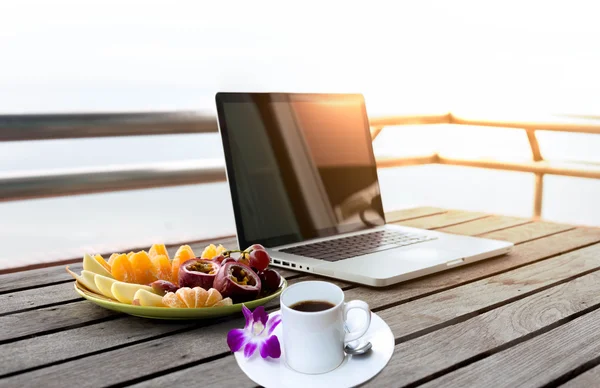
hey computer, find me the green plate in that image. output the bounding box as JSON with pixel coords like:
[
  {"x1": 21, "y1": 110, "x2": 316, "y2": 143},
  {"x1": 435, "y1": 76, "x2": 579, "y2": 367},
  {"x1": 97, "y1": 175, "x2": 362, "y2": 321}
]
[{"x1": 74, "y1": 277, "x2": 287, "y2": 320}]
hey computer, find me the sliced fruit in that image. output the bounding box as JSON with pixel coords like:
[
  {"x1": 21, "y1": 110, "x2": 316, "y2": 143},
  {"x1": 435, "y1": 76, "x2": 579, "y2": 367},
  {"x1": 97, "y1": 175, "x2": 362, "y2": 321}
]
[
  {"x1": 66, "y1": 267, "x2": 102, "y2": 295},
  {"x1": 213, "y1": 297, "x2": 233, "y2": 307},
  {"x1": 171, "y1": 245, "x2": 195, "y2": 286},
  {"x1": 83, "y1": 253, "x2": 113, "y2": 278},
  {"x1": 111, "y1": 253, "x2": 135, "y2": 283},
  {"x1": 111, "y1": 281, "x2": 156, "y2": 304},
  {"x1": 194, "y1": 287, "x2": 209, "y2": 307},
  {"x1": 151, "y1": 254, "x2": 172, "y2": 283},
  {"x1": 108, "y1": 253, "x2": 120, "y2": 267},
  {"x1": 151, "y1": 279, "x2": 179, "y2": 295},
  {"x1": 94, "y1": 254, "x2": 112, "y2": 272},
  {"x1": 201, "y1": 244, "x2": 217, "y2": 259},
  {"x1": 163, "y1": 292, "x2": 186, "y2": 308},
  {"x1": 205, "y1": 288, "x2": 224, "y2": 307},
  {"x1": 176, "y1": 287, "x2": 196, "y2": 308},
  {"x1": 133, "y1": 289, "x2": 165, "y2": 307},
  {"x1": 94, "y1": 274, "x2": 118, "y2": 300},
  {"x1": 149, "y1": 243, "x2": 170, "y2": 260},
  {"x1": 129, "y1": 251, "x2": 157, "y2": 285}
]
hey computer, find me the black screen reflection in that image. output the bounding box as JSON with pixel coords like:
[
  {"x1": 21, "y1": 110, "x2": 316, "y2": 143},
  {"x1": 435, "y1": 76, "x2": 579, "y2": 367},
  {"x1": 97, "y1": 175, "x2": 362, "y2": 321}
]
[{"x1": 220, "y1": 94, "x2": 385, "y2": 248}]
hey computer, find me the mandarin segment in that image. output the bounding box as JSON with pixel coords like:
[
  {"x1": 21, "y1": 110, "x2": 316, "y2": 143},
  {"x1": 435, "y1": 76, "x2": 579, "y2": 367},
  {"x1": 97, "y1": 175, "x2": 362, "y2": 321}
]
[
  {"x1": 108, "y1": 253, "x2": 120, "y2": 267},
  {"x1": 176, "y1": 287, "x2": 196, "y2": 308},
  {"x1": 162, "y1": 291, "x2": 187, "y2": 308},
  {"x1": 151, "y1": 254, "x2": 172, "y2": 282},
  {"x1": 129, "y1": 251, "x2": 158, "y2": 285},
  {"x1": 194, "y1": 287, "x2": 209, "y2": 307},
  {"x1": 94, "y1": 254, "x2": 112, "y2": 272},
  {"x1": 205, "y1": 288, "x2": 223, "y2": 307},
  {"x1": 149, "y1": 243, "x2": 170, "y2": 261},
  {"x1": 171, "y1": 245, "x2": 195, "y2": 285},
  {"x1": 111, "y1": 253, "x2": 135, "y2": 283}
]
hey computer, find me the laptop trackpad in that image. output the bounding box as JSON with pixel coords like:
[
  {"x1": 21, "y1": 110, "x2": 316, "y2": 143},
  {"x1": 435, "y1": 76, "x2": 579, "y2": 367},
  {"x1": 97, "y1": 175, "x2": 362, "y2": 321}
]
[{"x1": 331, "y1": 247, "x2": 456, "y2": 277}]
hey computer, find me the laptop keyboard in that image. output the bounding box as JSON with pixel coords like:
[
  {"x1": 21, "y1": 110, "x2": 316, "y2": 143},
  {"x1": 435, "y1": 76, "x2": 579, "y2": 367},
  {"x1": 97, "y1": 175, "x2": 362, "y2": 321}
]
[{"x1": 279, "y1": 230, "x2": 437, "y2": 262}]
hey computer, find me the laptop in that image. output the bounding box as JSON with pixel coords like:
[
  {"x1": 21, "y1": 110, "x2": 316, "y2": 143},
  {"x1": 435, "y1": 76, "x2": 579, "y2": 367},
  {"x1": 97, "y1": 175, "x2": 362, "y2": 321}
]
[{"x1": 215, "y1": 92, "x2": 513, "y2": 287}]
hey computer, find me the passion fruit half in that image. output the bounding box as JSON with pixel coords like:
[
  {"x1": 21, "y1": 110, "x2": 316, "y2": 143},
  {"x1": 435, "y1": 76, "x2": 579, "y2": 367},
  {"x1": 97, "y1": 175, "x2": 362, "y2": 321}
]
[
  {"x1": 178, "y1": 258, "x2": 220, "y2": 290},
  {"x1": 213, "y1": 262, "x2": 261, "y2": 303}
]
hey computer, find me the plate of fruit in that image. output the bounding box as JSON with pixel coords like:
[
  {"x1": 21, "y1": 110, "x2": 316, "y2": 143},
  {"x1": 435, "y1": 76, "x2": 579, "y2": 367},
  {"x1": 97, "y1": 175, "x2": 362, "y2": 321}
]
[{"x1": 66, "y1": 243, "x2": 287, "y2": 320}]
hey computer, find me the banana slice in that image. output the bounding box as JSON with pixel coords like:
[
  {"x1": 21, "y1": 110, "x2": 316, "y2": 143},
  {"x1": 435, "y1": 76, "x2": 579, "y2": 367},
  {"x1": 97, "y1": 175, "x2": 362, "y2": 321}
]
[
  {"x1": 94, "y1": 274, "x2": 118, "y2": 300},
  {"x1": 111, "y1": 281, "x2": 156, "y2": 304},
  {"x1": 83, "y1": 253, "x2": 113, "y2": 278},
  {"x1": 133, "y1": 289, "x2": 165, "y2": 307}
]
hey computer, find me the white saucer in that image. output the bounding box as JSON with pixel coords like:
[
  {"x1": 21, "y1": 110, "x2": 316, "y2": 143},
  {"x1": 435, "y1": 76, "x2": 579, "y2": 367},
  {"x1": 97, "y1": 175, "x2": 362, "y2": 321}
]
[{"x1": 234, "y1": 310, "x2": 395, "y2": 388}]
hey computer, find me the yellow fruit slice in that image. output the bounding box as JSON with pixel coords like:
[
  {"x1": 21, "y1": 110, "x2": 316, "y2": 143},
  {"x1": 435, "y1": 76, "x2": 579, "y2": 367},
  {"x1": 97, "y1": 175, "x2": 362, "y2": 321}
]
[
  {"x1": 111, "y1": 281, "x2": 156, "y2": 305},
  {"x1": 149, "y1": 244, "x2": 170, "y2": 261},
  {"x1": 94, "y1": 254, "x2": 112, "y2": 273},
  {"x1": 175, "y1": 287, "x2": 196, "y2": 308},
  {"x1": 151, "y1": 254, "x2": 172, "y2": 283},
  {"x1": 129, "y1": 251, "x2": 157, "y2": 285},
  {"x1": 201, "y1": 244, "x2": 217, "y2": 259},
  {"x1": 205, "y1": 288, "x2": 223, "y2": 307},
  {"x1": 194, "y1": 287, "x2": 209, "y2": 307},
  {"x1": 172, "y1": 245, "x2": 195, "y2": 285},
  {"x1": 163, "y1": 292, "x2": 186, "y2": 308},
  {"x1": 94, "y1": 274, "x2": 118, "y2": 300},
  {"x1": 213, "y1": 297, "x2": 233, "y2": 307},
  {"x1": 107, "y1": 253, "x2": 120, "y2": 267},
  {"x1": 133, "y1": 289, "x2": 165, "y2": 307},
  {"x1": 111, "y1": 254, "x2": 135, "y2": 283},
  {"x1": 83, "y1": 253, "x2": 113, "y2": 278},
  {"x1": 66, "y1": 267, "x2": 102, "y2": 295}
]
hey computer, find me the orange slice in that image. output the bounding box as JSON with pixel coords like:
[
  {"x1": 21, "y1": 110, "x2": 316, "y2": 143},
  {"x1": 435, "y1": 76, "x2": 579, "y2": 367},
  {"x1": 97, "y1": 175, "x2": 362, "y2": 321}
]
[
  {"x1": 162, "y1": 292, "x2": 186, "y2": 308},
  {"x1": 111, "y1": 254, "x2": 135, "y2": 283},
  {"x1": 149, "y1": 243, "x2": 170, "y2": 261},
  {"x1": 171, "y1": 245, "x2": 195, "y2": 286},
  {"x1": 151, "y1": 254, "x2": 172, "y2": 282},
  {"x1": 176, "y1": 287, "x2": 196, "y2": 308},
  {"x1": 205, "y1": 288, "x2": 223, "y2": 307},
  {"x1": 107, "y1": 253, "x2": 120, "y2": 267},
  {"x1": 129, "y1": 251, "x2": 157, "y2": 285},
  {"x1": 94, "y1": 254, "x2": 111, "y2": 272},
  {"x1": 194, "y1": 287, "x2": 209, "y2": 307},
  {"x1": 213, "y1": 297, "x2": 233, "y2": 307}
]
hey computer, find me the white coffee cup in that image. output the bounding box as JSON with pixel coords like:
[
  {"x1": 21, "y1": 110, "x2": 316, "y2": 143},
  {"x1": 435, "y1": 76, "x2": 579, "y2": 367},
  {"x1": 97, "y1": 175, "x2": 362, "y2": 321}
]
[{"x1": 280, "y1": 281, "x2": 371, "y2": 374}]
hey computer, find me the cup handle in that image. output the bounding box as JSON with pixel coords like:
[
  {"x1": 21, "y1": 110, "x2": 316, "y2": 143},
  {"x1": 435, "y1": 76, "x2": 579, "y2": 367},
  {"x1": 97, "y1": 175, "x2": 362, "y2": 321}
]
[{"x1": 343, "y1": 300, "x2": 371, "y2": 343}]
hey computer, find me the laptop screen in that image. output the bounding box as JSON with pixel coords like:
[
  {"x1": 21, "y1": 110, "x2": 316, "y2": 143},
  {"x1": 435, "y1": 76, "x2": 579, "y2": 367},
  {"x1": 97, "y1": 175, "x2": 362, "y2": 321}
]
[{"x1": 216, "y1": 93, "x2": 385, "y2": 248}]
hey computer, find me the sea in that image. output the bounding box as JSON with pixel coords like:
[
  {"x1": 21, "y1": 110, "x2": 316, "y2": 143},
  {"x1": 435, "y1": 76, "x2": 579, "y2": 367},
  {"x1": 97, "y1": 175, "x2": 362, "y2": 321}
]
[{"x1": 2, "y1": 124, "x2": 599, "y2": 270}]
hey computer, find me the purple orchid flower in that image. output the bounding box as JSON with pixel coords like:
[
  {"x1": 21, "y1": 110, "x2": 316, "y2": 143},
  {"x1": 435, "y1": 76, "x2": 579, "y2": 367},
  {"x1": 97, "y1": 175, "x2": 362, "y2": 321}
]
[{"x1": 227, "y1": 305, "x2": 281, "y2": 359}]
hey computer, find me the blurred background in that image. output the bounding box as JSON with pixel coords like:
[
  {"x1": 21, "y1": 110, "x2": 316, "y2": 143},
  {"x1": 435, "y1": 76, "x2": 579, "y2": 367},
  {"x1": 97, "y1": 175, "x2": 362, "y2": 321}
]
[{"x1": 1, "y1": 0, "x2": 599, "y2": 269}]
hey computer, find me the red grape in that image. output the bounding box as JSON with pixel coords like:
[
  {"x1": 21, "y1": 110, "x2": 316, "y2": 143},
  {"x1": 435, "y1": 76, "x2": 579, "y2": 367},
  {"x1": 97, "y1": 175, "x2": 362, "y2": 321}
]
[
  {"x1": 259, "y1": 269, "x2": 281, "y2": 291},
  {"x1": 212, "y1": 254, "x2": 226, "y2": 264},
  {"x1": 249, "y1": 249, "x2": 270, "y2": 271},
  {"x1": 250, "y1": 244, "x2": 265, "y2": 251}
]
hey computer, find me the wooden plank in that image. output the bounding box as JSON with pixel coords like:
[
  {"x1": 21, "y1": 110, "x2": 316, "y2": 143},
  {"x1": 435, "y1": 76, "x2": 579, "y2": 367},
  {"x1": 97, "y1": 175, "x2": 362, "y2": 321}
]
[
  {"x1": 395, "y1": 210, "x2": 488, "y2": 229},
  {"x1": 342, "y1": 227, "x2": 600, "y2": 311},
  {"x1": 385, "y1": 206, "x2": 447, "y2": 223},
  {"x1": 481, "y1": 221, "x2": 575, "y2": 244},
  {"x1": 0, "y1": 300, "x2": 118, "y2": 343},
  {"x1": 561, "y1": 364, "x2": 600, "y2": 387},
  {"x1": 6, "y1": 235, "x2": 598, "y2": 387},
  {"x1": 376, "y1": 242, "x2": 600, "y2": 341},
  {"x1": 0, "y1": 275, "x2": 349, "y2": 376},
  {"x1": 420, "y1": 304, "x2": 600, "y2": 387},
  {"x1": 0, "y1": 318, "x2": 195, "y2": 378},
  {"x1": 130, "y1": 355, "x2": 254, "y2": 388},
  {"x1": 437, "y1": 215, "x2": 530, "y2": 236},
  {"x1": 0, "y1": 263, "x2": 83, "y2": 294},
  {"x1": 0, "y1": 316, "x2": 246, "y2": 388},
  {"x1": 367, "y1": 268, "x2": 600, "y2": 387},
  {"x1": 0, "y1": 282, "x2": 79, "y2": 315}
]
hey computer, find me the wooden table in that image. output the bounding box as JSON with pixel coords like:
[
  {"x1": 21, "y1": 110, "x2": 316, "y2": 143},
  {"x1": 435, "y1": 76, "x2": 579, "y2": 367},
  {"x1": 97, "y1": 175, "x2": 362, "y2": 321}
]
[{"x1": 2, "y1": 207, "x2": 600, "y2": 388}]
